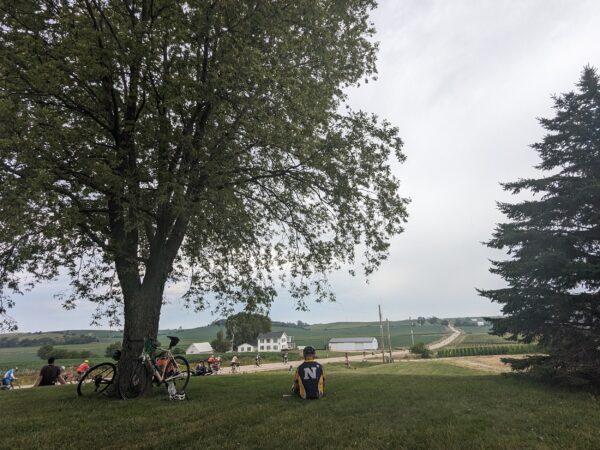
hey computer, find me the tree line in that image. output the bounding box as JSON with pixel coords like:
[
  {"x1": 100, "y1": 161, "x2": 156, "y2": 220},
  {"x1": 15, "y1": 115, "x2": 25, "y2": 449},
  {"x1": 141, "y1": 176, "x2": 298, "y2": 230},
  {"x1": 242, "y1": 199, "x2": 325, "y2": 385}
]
[
  {"x1": 0, "y1": 334, "x2": 98, "y2": 348},
  {"x1": 37, "y1": 345, "x2": 92, "y2": 360}
]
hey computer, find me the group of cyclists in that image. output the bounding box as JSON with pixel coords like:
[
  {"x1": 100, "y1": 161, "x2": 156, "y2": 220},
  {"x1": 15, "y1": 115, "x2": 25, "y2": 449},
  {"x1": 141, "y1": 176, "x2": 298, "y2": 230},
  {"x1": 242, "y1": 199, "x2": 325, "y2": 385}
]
[
  {"x1": 0, "y1": 358, "x2": 93, "y2": 390},
  {"x1": 190, "y1": 351, "x2": 290, "y2": 376},
  {"x1": 193, "y1": 355, "x2": 223, "y2": 376}
]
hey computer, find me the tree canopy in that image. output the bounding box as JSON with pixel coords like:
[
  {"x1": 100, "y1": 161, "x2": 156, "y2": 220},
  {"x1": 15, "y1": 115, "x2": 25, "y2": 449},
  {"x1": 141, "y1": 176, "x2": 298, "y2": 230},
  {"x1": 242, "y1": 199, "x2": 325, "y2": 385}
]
[
  {"x1": 210, "y1": 329, "x2": 230, "y2": 353},
  {"x1": 225, "y1": 311, "x2": 271, "y2": 347},
  {"x1": 479, "y1": 67, "x2": 600, "y2": 383},
  {"x1": 0, "y1": 0, "x2": 408, "y2": 372}
]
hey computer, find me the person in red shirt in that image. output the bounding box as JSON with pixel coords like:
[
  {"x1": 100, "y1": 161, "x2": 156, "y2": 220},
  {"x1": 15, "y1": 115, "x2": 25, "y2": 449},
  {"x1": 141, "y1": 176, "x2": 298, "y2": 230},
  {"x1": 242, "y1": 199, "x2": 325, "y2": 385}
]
[{"x1": 76, "y1": 360, "x2": 90, "y2": 381}]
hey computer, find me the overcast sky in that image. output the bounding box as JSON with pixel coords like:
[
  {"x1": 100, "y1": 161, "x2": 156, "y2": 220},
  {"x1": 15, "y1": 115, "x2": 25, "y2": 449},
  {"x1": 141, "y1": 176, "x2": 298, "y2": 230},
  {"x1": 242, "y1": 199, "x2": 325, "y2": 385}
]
[{"x1": 8, "y1": 0, "x2": 600, "y2": 332}]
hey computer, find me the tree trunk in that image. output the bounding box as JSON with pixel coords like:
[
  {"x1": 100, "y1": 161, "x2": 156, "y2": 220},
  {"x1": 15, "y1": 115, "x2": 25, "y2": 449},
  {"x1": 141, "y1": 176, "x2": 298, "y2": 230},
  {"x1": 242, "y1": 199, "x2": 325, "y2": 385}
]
[{"x1": 111, "y1": 278, "x2": 165, "y2": 397}]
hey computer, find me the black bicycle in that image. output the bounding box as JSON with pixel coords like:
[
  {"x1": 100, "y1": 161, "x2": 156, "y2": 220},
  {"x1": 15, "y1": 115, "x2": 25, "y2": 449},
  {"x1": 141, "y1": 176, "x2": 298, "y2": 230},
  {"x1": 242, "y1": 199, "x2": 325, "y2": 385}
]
[{"x1": 77, "y1": 352, "x2": 120, "y2": 397}]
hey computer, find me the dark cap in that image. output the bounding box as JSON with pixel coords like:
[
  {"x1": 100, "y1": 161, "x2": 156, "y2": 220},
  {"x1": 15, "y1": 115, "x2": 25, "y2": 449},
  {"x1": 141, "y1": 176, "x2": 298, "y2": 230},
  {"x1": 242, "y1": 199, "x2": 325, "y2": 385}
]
[{"x1": 303, "y1": 346, "x2": 316, "y2": 357}]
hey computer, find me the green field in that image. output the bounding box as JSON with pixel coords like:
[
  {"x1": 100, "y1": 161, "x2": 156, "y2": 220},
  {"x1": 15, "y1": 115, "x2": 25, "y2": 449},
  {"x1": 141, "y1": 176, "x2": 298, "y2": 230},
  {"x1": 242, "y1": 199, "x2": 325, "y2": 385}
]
[
  {"x1": 0, "y1": 321, "x2": 448, "y2": 371},
  {"x1": 449, "y1": 325, "x2": 518, "y2": 348},
  {"x1": 1, "y1": 360, "x2": 600, "y2": 449}
]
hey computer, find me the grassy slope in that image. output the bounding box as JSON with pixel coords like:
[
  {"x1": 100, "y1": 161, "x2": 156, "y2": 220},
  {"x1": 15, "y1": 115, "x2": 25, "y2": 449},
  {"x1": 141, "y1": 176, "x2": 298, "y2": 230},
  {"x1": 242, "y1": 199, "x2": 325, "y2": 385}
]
[{"x1": 2, "y1": 361, "x2": 600, "y2": 449}]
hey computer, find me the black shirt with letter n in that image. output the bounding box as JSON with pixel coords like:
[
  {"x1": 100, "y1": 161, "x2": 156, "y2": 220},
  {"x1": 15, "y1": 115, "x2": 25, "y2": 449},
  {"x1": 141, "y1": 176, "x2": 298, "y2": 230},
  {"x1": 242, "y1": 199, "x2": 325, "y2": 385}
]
[{"x1": 294, "y1": 361, "x2": 325, "y2": 399}]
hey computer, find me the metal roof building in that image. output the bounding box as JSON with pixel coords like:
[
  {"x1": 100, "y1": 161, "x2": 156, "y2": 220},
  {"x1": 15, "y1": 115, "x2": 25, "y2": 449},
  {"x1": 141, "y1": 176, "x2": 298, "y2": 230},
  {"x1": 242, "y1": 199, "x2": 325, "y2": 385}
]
[{"x1": 328, "y1": 337, "x2": 378, "y2": 351}]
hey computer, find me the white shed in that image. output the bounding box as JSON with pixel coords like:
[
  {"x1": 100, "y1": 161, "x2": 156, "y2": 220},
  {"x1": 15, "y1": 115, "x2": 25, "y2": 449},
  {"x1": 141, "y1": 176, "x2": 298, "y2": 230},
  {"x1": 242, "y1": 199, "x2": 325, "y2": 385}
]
[
  {"x1": 185, "y1": 342, "x2": 214, "y2": 354},
  {"x1": 237, "y1": 341, "x2": 257, "y2": 353},
  {"x1": 328, "y1": 337, "x2": 378, "y2": 351}
]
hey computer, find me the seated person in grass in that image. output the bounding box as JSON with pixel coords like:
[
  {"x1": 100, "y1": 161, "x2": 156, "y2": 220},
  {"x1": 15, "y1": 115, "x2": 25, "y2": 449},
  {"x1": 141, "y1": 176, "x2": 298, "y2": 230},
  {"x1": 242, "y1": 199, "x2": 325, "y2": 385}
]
[
  {"x1": 292, "y1": 346, "x2": 325, "y2": 400},
  {"x1": 194, "y1": 360, "x2": 209, "y2": 376},
  {"x1": 34, "y1": 357, "x2": 66, "y2": 386},
  {"x1": 60, "y1": 366, "x2": 73, "y2": 384}
]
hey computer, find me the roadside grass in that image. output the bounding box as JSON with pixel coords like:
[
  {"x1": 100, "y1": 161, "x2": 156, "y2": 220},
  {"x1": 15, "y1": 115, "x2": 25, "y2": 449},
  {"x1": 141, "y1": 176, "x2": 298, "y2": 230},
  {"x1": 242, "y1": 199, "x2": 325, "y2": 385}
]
[{"x1": 2, "y1": 361, "x2": 600, "y2": 449}]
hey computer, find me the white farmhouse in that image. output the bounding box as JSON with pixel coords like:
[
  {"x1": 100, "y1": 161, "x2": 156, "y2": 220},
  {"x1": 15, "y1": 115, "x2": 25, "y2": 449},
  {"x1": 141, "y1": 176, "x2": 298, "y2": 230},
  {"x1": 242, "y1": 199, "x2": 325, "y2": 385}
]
[
  {"x1": 256, "y1": 331, "x2": 295, "y2": 352},
  {"x1": 328, "y1": 337, "x2": 378, "y2": 352},
  {"x1": 185, "y1": 342, "x2": 214, "y2": 355},
  {"x1": 237, "y1": 340, "x2": 257, "y2": 353}
]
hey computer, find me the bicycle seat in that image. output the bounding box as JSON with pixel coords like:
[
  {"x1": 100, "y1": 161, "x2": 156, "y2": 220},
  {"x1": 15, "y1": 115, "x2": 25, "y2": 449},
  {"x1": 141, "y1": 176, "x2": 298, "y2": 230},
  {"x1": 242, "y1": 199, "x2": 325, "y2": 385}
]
[{"x1": 167, "y1": 336, "x2": 180, "y2": 349}]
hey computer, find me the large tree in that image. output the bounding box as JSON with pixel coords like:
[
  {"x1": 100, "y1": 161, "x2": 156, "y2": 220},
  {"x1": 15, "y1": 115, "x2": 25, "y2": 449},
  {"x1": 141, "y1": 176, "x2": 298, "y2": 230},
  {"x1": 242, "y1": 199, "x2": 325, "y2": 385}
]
[
  {"x1": 0, "y1": 0, "x2": 408, "y2": 380},
  {"x1": 225, "y1": 311, "x2": 271, "y2": 348},
  {"x1": 479, "y1": 67, "x2": 600, "y2": 384}
]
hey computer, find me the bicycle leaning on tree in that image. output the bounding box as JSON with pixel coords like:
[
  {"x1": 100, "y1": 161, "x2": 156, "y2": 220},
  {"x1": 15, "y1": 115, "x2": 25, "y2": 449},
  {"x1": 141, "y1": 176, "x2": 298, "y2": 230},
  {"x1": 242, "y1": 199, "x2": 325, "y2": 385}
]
[
  {"x1": 76, "y1": 351, "x2": 120, "y2": 397},
  {"x1": 119, "y1": 336, "x2": 190, "y2": 400}
]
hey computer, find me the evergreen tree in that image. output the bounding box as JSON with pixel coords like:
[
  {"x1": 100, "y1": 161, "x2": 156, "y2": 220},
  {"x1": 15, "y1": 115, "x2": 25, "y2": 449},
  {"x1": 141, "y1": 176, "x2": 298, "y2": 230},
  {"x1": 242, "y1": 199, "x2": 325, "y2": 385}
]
[{"x1": 479, "y1": 67, "x2": 600, "y2": 383}]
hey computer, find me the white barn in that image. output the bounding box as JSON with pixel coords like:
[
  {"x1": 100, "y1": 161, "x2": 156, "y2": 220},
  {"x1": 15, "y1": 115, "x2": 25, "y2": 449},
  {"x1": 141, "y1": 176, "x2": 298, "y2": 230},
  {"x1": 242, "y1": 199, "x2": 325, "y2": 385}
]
[
  {"x1": 328, "y1": 337, "x2": 378, "y2": 352},
  {"x1": 185, "y1": 342, "x2": 214, "y2": 355}
]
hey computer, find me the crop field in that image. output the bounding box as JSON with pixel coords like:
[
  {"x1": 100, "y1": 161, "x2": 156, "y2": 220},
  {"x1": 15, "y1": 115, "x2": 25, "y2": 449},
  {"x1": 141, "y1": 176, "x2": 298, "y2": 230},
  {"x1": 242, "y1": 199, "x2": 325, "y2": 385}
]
[
  {"x1": 448, "y1": 326, "x2": 518, "y2": 348},
  {"x1": 2, "y1": 360, "x2": 600, "y2": 449}
]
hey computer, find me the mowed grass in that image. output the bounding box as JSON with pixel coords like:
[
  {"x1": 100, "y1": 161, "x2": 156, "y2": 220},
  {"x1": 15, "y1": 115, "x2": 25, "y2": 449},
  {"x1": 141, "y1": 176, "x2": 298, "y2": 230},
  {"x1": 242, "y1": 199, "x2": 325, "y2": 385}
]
[{"x1": 2, "y1": 361, "x2": 600, "y2": 449}]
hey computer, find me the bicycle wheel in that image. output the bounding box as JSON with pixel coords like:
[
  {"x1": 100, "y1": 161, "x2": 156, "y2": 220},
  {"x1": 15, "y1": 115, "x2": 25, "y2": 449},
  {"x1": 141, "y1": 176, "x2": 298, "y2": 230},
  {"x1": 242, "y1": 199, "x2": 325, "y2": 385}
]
[
  {"x1": 119, "y1": 361, "x2": 150, "y2": 400},
  {"x1": 77, "y1": 363, "x2": 116, "y2": 397},
  {"x1": 168, "y1": 356, "x2": 190, "y2": 394}
]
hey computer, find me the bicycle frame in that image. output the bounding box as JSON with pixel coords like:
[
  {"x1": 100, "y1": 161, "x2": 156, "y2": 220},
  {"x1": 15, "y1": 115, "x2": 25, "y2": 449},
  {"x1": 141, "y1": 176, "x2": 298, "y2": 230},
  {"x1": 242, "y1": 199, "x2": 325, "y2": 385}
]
[{"x1": 139, "y1": 340, "x2": 185, "y2": 384}]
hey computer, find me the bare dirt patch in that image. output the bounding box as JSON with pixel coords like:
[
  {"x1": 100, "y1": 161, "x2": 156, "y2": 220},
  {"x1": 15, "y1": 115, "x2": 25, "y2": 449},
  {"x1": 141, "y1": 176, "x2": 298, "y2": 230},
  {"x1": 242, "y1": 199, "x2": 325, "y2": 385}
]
[{"x1": 443, "y1": 355, "x2": 527, "y2": 373}]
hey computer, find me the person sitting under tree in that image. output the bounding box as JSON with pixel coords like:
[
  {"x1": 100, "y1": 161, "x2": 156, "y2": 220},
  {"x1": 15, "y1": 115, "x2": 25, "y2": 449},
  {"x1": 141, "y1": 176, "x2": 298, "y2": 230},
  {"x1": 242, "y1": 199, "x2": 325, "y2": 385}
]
[
  {"x1": 292, "y1": 346, "x2": 325, "y2": 400},
  {"x1": 34, "y1": 357, "x2": 66, "y2": 387}
]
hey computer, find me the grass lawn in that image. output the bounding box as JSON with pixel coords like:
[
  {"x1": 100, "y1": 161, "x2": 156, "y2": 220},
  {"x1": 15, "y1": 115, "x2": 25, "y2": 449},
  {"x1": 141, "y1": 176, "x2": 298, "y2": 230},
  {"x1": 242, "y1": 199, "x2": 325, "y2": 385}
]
[{"x1": 3, "y1": 361, "x2": 600, "y2": 449}]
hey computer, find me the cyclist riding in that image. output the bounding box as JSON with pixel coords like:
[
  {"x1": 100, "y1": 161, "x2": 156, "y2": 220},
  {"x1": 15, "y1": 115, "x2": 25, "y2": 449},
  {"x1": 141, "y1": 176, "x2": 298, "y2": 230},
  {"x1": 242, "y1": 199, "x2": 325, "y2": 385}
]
[
  {"x1": 2, "y1": 367, "x2": 18, "y2": 388},
  {"x1": 231, "y1": 355, "x2": 240, "y2": 373}
]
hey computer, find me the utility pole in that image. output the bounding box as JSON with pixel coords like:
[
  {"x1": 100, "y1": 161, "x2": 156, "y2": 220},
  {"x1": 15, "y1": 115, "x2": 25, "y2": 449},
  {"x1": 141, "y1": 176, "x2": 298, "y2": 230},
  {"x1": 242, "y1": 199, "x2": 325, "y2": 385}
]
[
  {"x1": 386, "y1": 318, "x2": 393, "y2": 362},
  {"x1": 410, "y1": 318, "x2": 415, "y2": 346},
  {"x1": 379, "y1": 305, "x2": 386, "y2": 363}
]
